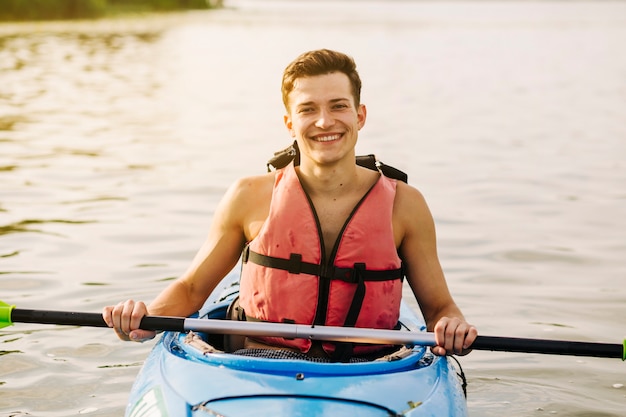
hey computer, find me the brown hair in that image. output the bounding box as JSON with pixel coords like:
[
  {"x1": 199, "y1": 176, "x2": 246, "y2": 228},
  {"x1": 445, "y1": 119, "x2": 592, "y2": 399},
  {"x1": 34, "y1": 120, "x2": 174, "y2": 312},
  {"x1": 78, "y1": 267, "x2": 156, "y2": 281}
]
[{"x1": 281, "y1": 49, "x2": 362, "y2": 110}]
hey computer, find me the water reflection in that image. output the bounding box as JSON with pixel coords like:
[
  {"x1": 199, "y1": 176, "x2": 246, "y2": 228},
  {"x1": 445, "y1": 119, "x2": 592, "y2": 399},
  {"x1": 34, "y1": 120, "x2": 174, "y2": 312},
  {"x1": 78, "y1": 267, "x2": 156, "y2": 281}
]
[
  {"x1": 0, "y1": 29, "x2": 166, "y2": 128},
  {"x1": 0, "y1": 219, "x2": 94, "y2": 236},
  {"x1": 0, "y1": 115, "x2": 26, "y2": 130},
  {"x1": 0, "y1": 350, "x2": 22, "y2": 356}
]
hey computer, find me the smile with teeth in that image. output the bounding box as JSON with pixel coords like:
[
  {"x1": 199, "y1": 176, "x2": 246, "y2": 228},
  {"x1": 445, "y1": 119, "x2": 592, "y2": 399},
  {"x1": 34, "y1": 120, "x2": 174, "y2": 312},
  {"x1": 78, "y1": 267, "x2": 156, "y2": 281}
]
[{"x1": 313, "y1": 133, "x2": 342, "y2": 142}]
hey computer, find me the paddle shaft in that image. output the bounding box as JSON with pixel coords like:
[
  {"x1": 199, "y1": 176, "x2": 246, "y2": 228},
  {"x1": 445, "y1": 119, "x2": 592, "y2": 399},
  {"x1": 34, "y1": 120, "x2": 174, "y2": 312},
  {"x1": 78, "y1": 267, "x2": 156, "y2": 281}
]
[
  {"x1": 471, "y1": 335, "x2": 623, "y2": 359},
  {"x1": 7, "y1": 308, "x2": 625, "y2": 360},
  {"x1": 9, "y1": 308, "x2": 184, "y2": 331}
]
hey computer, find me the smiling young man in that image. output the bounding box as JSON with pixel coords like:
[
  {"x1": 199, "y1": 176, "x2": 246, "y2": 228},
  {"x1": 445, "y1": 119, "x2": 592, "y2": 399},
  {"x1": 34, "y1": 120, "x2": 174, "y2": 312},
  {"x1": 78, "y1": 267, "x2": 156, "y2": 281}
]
[{"x1": 103, "y1": 49, "x2": 477, "y2": 359}]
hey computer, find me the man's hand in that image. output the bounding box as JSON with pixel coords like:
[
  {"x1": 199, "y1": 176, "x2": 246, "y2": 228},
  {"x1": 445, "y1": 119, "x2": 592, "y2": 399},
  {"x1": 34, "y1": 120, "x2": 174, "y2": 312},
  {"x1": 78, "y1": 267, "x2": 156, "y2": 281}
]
[
  {"x1": 432, "y1": 316, "x2": 478, "y2": 356},
  {"x1": 102, "y1": 300, "x2": 156, "y2": 342}
]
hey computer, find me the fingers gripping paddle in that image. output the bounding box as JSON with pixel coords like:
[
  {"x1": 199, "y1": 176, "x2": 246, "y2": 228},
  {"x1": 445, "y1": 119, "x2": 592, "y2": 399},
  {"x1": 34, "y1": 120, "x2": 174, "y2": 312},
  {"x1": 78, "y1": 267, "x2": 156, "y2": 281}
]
[{"x1": 1, "y1": 302, "x2": 624, "y2": 360}]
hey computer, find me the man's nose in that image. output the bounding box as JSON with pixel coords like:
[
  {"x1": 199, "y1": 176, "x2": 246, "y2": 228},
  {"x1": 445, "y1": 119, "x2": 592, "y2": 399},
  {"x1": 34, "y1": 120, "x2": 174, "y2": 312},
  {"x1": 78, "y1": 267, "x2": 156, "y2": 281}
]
[{"x1": 315, "y1": 108, "x2": 335, "y2": 129}]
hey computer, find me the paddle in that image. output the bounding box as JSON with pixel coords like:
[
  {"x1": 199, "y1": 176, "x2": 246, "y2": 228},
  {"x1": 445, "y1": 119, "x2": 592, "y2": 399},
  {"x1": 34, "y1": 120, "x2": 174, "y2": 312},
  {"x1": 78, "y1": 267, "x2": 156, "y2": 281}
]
[{"x1": 1, "y1": 302, "x2": 624, "y2": 360}]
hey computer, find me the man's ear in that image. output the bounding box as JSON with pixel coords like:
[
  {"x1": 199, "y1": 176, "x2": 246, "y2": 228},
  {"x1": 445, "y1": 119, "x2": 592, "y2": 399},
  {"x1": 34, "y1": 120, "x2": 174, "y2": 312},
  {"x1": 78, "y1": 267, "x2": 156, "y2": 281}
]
[
  {"x1": 357, "y1": 104, "x2": 367, "y2": 130},
  {"x1": 284, "y1": 114, "x2": 295, "y2": 137}
]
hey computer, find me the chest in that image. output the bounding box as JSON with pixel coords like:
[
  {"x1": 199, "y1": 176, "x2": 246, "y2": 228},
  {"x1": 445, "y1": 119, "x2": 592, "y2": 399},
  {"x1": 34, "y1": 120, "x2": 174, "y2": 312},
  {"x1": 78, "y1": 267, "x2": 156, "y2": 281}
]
[{"x1": 309, "y1": 194, "x2": 362, "y2": 259}]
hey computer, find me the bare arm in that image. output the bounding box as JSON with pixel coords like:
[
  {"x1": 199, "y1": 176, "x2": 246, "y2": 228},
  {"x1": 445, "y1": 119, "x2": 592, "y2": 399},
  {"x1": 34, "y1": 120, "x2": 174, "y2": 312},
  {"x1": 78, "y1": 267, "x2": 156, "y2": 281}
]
[
  {"x1": 102, "y1": 174, "x2": 273, "y2": 341},
  {"x1": 395, "y1": 182, "x2": 477, "y2": 355}
]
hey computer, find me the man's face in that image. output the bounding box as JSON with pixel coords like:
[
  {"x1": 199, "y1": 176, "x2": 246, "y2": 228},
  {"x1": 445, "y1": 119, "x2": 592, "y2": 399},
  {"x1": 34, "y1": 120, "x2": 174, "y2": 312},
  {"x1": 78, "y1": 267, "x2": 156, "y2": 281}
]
[{"x1": 284, "y1": 72, "x2": 366, "y2": 167}]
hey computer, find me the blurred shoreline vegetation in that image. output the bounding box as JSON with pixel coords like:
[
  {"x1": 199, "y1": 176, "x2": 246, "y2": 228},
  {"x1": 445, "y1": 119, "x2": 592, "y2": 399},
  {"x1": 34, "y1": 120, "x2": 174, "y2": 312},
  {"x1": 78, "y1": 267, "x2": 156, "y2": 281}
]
[{"x1": 0, "y1": 0, "x2": 222, "y2": 22}]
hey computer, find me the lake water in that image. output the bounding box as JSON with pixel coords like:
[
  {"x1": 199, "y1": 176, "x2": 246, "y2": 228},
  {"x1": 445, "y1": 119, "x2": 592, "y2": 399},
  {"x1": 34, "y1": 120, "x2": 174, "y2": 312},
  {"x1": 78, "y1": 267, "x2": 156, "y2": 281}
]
[{"x1": 1, "y1": 0, "x2": 625, "y2": 415}]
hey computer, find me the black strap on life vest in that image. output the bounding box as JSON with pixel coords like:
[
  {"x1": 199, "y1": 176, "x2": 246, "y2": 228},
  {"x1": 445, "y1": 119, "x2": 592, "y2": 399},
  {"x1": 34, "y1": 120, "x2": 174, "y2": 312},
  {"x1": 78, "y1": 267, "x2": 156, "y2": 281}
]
[
  {"x1": 266, "y1": 140, "x2": 408, "y2": 184},
  {"x1": 329, "y1": 262, "x2": 368, "y2": 362},
  {"x1": 242, "y1": 246, "x2": 403, "y2": 284}
]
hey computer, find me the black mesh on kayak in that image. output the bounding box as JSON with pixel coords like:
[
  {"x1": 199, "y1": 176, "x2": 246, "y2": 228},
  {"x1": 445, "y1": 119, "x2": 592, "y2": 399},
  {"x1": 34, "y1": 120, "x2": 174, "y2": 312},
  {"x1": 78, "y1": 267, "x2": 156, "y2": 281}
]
[
  {"x1": 230, "y1": 345, "x2": 425, "y2": 364},
  {"x1": 232, "y1": 348, "x2": 371, "y2": 363}
]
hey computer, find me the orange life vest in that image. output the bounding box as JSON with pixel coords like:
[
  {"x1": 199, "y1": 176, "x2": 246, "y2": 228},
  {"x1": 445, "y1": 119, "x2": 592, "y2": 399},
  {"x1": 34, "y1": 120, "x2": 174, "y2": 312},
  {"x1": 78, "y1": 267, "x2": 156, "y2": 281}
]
[{"x1": 239, "y1": 162, "x2": 404, "y2": 358}]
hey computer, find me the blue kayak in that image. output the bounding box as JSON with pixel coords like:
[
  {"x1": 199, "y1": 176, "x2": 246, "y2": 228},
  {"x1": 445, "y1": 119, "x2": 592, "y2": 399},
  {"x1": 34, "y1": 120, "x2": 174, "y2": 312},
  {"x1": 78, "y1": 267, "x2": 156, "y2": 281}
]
[{"x1": 125, "y1": 276, "x2": 469, "y2": 417}]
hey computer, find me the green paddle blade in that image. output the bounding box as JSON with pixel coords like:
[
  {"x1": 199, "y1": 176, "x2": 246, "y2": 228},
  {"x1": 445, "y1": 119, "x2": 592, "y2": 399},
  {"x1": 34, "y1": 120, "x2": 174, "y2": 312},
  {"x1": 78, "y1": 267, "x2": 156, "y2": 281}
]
[{"x1": 0, "y1": 301, "x2": 15, "y2": 329}]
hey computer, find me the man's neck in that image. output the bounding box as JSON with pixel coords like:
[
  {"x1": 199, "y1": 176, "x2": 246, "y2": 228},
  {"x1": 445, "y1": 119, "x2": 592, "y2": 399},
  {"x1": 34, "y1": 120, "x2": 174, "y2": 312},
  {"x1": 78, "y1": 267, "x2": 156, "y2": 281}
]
[{"x1": 296, "y1": 158, "x2": 359, "y2": 197}]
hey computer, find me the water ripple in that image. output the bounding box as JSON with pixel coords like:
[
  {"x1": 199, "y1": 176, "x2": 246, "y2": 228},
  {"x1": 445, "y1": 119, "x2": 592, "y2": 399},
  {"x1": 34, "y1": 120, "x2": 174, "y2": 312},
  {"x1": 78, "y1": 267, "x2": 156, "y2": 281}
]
[
  {"x1": 491, "y1": 249, "x2": 596, "y2": 265},
  {"x1": 0, "y1": 219, "x2": 96, "y2": 236}
]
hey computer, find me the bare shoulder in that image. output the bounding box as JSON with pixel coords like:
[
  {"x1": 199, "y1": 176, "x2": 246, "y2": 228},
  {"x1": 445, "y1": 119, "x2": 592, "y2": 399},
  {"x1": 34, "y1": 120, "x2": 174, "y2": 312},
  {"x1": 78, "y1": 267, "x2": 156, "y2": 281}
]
[
  {"x1": 222, "y1": 172, "x2": 275, "y2": 240},
  {"x1": 393, "y1": 181, "x2": 431, "y2": 217},
  {"x1": 228, "y1": 172, "x2": 275, "y2": 200}
]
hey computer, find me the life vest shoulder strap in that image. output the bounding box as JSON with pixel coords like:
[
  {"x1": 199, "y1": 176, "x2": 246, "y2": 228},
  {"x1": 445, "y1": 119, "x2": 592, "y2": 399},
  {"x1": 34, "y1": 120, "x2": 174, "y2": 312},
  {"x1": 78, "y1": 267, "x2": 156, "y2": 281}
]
[{"x1": 266, "y1": 141, "x2": 408, "y2": 183}]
